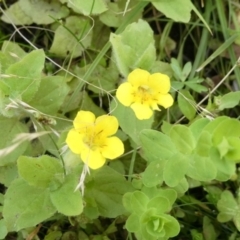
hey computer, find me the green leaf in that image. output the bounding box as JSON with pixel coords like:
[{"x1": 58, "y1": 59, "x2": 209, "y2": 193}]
[
  {"x1": 1, "y1": 41, "x2": 26, "y2": 60},
  {"x1": 19, "y1": 0, "x2": 69, "y2": 24},
  {"x1": 0, "y1": 219, "x2": 7, "y2": 239},
  {"x1": 178, "y1": 89, "x2": 196, "y2": 120},
  {"x1": 187, "y1": 153, "x2": 217, "y2": 181},
  {"x1": 195, "y1": 131, "x2": 212, "y2": 157},
  {"x1": 29, "y1": 75, "x2": 70, "y2": 114},
  {"x1": 131, "y1": 191, "x2": 149, "y2": 214},
  {"x1": 210, "y1": 148, "x2": 235, "y2": 181},
  {"x1": 110, "y1": 19, "x2": 156, "y2": 76},
  {"x1": 50, "y1": 16, "x2": 92, "y2": 58},
  {"x1": 217, "y1": 190, "x2": 239, "y2": 222},
  {"x1": 189, "y1": 118, "x2": 210, "y2": 139},
  {"x1": 75, "y1": 64, "x2": 118, "y2": 94},
  {"x1": 85, "y1": 166, "x2": 134, "y2": 218},
  {"x1": 142, "y1": 160, "x2": 165, "y2": 187},
  {"x1": 225, "y1": 137, "x2": 240, "y2": 162},
  {"x1": 0, "y1": 1, "x2": 32, "y2": 25},
  {"x1": 50, "y1": 175, "x2": 83, "y2": 216},
  {"x1": 216, "y1": 91, "x2": 240, "y2": 110},
  {"x1": 212, "y1": 118, "x2": 240, "y2": 145},
  {"x1": 3, "y1": 49, "x2": 45, "y2": 101},
  {"x1": 3, "y1": 178, "x2": 56, "y2": 231},
  {"x1": 151, "y1": 0, "x2": 192, "y2": 23},
  {"x1": 126, "y1": 213, "x2": 141, "y2": 232},
  {"x1": 66, "y1": 0, "x2": 108, "y2": 15},
  {"x1": 0, "y1": 117, "x2": 28, "y2": 166},
  {"x1": 140, "y1": 129, "x2": 176, "y2": 162},
  {"x1": 147, "y1": 196, "x2": 171, "y2": 213},
  {"x1": 111, "y1": 100, "x2": 153, "y2": 145},
  {"x1": 169, "y1": 125, "x2": 195, "y2": 155},
  {"x1": 0, "y1": 163, "x2": 18, "y2": 187},
  {"x1": 17, "y1": 155, "x2": 64, "y2": 188},
  {"x1": 163, "y1": 153, "x2": 189, "y2": 187}
]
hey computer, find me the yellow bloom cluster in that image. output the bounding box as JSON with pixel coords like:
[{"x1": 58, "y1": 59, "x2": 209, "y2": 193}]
[
  {"x1": 66, "y1": 111, "x2": 124, "y2": 169},
  {"x1": 116, "y1": 69, "x2": 174, "y2": 119}
]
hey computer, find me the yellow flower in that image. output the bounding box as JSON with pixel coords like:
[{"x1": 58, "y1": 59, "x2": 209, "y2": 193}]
[
  {"x1": 66, "y1": 111, "x2": 124, "y2": 169},
  {"x1": 116, "y1": 69, "x2": 174, "y2": 120}
]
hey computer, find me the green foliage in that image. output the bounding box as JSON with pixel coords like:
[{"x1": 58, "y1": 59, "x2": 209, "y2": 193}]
[{"x1": 1, "y1": 0, "x2": 240, "y2": 239}]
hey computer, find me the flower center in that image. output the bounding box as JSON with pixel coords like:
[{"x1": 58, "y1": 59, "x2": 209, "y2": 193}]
[
  {"x1": 133, "y1": 85, "x2": 153, "y2": 103},
  {"x1": 83, "y1": 129, "x2": 104, "y2": 151}
]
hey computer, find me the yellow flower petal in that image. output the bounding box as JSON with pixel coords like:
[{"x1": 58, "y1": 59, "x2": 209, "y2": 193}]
[
  {"x1": 81, "y1": 148, "x2": 106, "y2": 169},
  {"x1": 131, "y1": 102, "x2": 153, "y2": 120},
  {"x1": 95, "y1": 115, "x2": 119, "y2": 136},
  {"x1": 66, "y1": 129, "x2": 84, "y2": 154},
  {"x1": 116, "y1": 82, "x2": 134, "y2": 106},
  {"x1": 101, "y1": 136, "x2": 124, "y2": 159},
  {"x1": 157, "y1": 93, "x2": 174, "y2": 108},
  {"x1": 73, "y1": 111, "x2": 95, "y2": 132},
  {"x1": 149, "y1": 73, "x2": 170, "y2": 94},
  {"x1": 128, "y1": 69, "x2": 150, "y2": 87}
]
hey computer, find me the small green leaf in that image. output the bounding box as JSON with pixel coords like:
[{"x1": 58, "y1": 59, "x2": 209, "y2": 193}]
[
  {"x1": 152, "y1": 0, "x2": 192, "y2": 23},
  {"x1": 125, "y1": 213, "x2": 141, "y2": 232},
  {"x1": 50, "y1": 16, "x2": 92, "y2": 58},
  {"x1": 195, "y1": 131, "x2": 212, "y2": 157},
  {"x1": 178, "y1": 89, "x2": 196, "y2": 120},
  {"x1": 140, "y1": 129, "x2": 176, "y2": 162},
  {"x1": 110, "y1": 19, "x2": 156, "y2": 76},
  {"x1": 217, "y1": 190, "x2": 239, "y2": 222},
  {"x1": 163, "y1": 153, "x2": 189, "y2": 187},
  {"x1": 50, "y1": 175, "x2": 83, "y2": 216},
  {"x1": 225, "y1": 137, "x2": 240, "y2": 162},
  {"x1": 147, "y1": 196, "x2": 171, "y2": 213},
  {"x1": 169, "y1": 125, "x2": 195, "y2": 155},
  {"x1": 17, "y1": 155, "x2": 64, "y2": 188},
  {"x1": 3, "y1": 178, "x2": 56, "y2": 231},
  {"x1": 131, "y1": 191, "x2": 149, "y2": 214},
  {"x1": 210, "y1": 148, "x2": 235, "y2": 181},
  {"x1": 216, "y1": 91, "x2": 240, "y2": 110}
]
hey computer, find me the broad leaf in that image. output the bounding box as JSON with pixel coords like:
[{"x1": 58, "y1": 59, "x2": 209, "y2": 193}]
[
  {"x1": 3, "y1": 178, "x2": 56, "y2": 231},
  {"x1": 110, "y1": 19, "x2": 156, "y2": 76},
  {"x1": 50, "y1": 16, "x2": 92, "y2": 58},
  {"x1": 216, "y1": 91, "x2": 240, "y2": 110},
  {"x1": 163, "y1": 153, "x2": 189, "y2": 187},
  {"x1": 151, "y1": 0, "x2": 192, "y2": 23},
  {"x1": 50, "y1": 175, "x2": 83, "y2": 216},
  {"x1": 29, "y1": 75, "x2": 70, "y2": 115},
  {"x1": 19, "y1": 0, "x2": 69, "y2": 24},
  {"x1": 178, "y1": 89, "x2": 196, "y2": 120},
  {"x1": 84, "y1": 166, "x2": 134, "y2": 218},
  {"x1": 17, "y1": 155, "x2": 64, "y2": 188},
  {"x1": 0, "y1": 117, "x2": 28, "y2": 166},
  {"x1": 3, "y1": 49, "x2": 45, "y2": 102},
  {"x1": 169, "y1": 125, "x2": 195, "y2": 155},
  {"x1": 140, "y1": 129, "x2": 176, "y2": 162}
]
